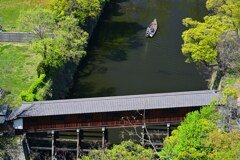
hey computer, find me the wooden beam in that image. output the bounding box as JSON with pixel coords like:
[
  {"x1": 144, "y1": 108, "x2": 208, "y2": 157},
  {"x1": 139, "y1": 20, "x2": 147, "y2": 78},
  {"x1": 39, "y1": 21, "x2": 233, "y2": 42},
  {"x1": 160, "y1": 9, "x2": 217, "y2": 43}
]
[
  {"x1": 31, "y1": 147, "x2": 52, "y2": 150},
  {"x1": 167, "y1": 123, "x2": 170, "y2": 137},
  {"x1": 55, "y1": 138, "x2": 77, "y2": 142},
  {"x1": 77, "y1": 129, "x2": 80, "y2": 159},
  {"x1": 82, "y1": 135, "x2": 102, "y2": 138},
  {"x1": 141, "y1": 125, "x2": 145, "y2": 146},
  {"x1": 102, "y1": 127, "x2": 105, "y2": 149},
  {"x1": 81, "y1": 139, "x2": 102, "y2": 143},
  {"x1": 28, "y1": 137, "x2": 52, "y2": 141},
  {"x1": 82, "y1": 149, "x2": 94, "y2": 152},
  {"x1": 51, "y1": 130, "x2": 55, "y2": 160},
  {"x1": 104, "y1": 128, "x2": 108, "y2": 145},
  {"x1": 55, "y1": 147, "x2": 77, "y2": 151}
]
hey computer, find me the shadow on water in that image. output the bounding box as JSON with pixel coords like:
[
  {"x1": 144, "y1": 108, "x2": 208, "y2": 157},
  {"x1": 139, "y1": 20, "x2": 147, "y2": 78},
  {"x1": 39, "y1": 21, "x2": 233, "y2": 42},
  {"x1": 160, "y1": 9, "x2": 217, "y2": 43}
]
[
  {"x1": 68, "y1": 7, "x2": 144, "y2": 98},
  {"x1": 68, "y1": 0, "x2": 209, "y2": 99},
  {"x1": 107, "y1": 48, "x2": 127, "y2": 62}
]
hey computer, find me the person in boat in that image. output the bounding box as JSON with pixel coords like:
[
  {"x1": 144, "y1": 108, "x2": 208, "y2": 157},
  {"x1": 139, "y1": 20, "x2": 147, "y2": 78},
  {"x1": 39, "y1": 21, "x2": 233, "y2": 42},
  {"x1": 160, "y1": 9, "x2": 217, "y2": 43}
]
[
  {"x1": 146, "y1": 27, "x2": 151, "y2": 35},
  {"x1": 150, "y1": 26, "x2": 154, "y2": 32}
]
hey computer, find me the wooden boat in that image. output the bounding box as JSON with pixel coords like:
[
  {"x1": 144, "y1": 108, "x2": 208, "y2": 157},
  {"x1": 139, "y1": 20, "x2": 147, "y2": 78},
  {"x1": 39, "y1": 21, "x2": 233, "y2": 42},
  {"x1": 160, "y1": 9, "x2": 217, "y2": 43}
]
[{"x1": 145, "y1": 18, "x2": 157, "y2": 38}]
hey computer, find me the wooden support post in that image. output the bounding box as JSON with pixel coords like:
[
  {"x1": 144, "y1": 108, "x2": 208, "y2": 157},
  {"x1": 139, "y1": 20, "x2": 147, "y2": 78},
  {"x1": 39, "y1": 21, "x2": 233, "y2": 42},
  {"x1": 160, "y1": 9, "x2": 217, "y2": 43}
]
[
  {"x1": 76, "y1": 129, "x2": 80, "y2": 159},
  {"x1": 104, "y1": 128, "x2": 108, "y2": 147},
  {"x1": 102, "y1": 127, "x2": 105, "y2": 149},
  {"x1": 51, "y1": 130, "x2": 55, "y2": 160},
  {"x1": 22, "y1": 132, "x2": 30, "y2": 160},
  {"x1": 141, "y1": 125, "x2": 145, "y2": 146},
  {"x1": 167, "y1": 123, "x2": 170, "y2": 137}
]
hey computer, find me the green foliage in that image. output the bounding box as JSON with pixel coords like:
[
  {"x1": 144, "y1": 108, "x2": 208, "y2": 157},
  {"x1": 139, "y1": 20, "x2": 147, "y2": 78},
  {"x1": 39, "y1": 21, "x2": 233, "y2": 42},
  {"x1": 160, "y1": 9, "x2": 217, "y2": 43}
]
[
  {"x1": 31, "y1": 15, "x2": 88, "y2": 74},
  {"x1": 205, "y1": 129, "x2": 240, "y2": 160},
  {"x1": 18, "y1": 8, "x2": 55, "y2": 39},
  {"x1": 49, "y1": 0, "x2": 102, "y2": 23},
  {"x1": 20, "y1": 74, "x2": 46, "y2": 102},
  {"x1": 223, "y1": 76, "x2": 240, "y2": 97},
  {"x1": 222, "y1": 88, "x2": 237, "y2": 98},
  {"x1": 54, "y1": 15, "x2": 88, "y2": 64},
  {"x1": 220, "y1": 88, "x2": 237, "y2": 105},
  {"x1": 182, "y1": 15, "x2": 234, "y2": 64},
  {"x1": 182, "y1": 0, "x2": 240, "y2": 66},
  {"x1": 81, "y1": 141, "x2": 155, "y2": 160},
  {"x1": 0, "y1": 137, "x2": 18, "y2": 159},
  {"x1": 160, "y1": 106, "x2": 218, "y2": 159}
]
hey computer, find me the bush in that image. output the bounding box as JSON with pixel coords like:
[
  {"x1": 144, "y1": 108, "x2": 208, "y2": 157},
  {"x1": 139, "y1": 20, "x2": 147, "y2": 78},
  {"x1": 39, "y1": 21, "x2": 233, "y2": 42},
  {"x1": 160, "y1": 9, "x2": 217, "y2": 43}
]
[
  {"x1": 81, "y1": 141, "x2": 155, "y2": 160},
  {"x1": 20, "y1": 74, "x2": 46, "y2": 102}
]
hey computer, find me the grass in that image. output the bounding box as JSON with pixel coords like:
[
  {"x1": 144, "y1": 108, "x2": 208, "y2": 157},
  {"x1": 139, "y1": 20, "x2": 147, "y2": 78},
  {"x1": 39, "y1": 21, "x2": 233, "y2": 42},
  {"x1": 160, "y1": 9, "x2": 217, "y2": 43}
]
[
  {"x1": 0, "y1": 0, "x2": 48, "y2": 31},
  {"x1": 0, "y1": 42, "x2": 41, "y2": 107},
  {"x1": 223, "y1": 75, "x2": 240, "y2": 97}
]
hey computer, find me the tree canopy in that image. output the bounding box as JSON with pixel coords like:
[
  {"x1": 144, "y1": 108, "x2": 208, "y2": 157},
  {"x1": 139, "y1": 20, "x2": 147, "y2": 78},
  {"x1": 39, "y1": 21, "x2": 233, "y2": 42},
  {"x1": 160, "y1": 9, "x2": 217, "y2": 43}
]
[
  {"x1": 205, "y1": 129, "x2": 240, "y2": 160},
  {"x1": 49, "y1": 0, "x2": 102, "y2": 23},
  {"x1": 81, "y1": 141, "x2": 155, "y2": 160},
  {"x1": 160, "y1": 106, "x2": 218, "y2": 159},
  {"x1": 18, "y1": 8, "x2": 55, "y2": 39},
  {"x1": 182, "y1": 0, "x2": 240, "y2": 73},
  {"x1": 182, "y1": 15, "x2": 234, "y2": 64},
  {"x1": 31, "y1": 15, "x2": 88, "y2": 74}
]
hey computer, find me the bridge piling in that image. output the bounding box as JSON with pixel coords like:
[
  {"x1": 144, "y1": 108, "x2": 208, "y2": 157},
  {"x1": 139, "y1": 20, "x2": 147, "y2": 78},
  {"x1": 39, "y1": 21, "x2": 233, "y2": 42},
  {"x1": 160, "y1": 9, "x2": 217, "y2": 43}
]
[
  {"x1": 167, "y1": 123, "x2": 170, "y2": 137},
  {"x1": 51, "y1": 130, "x2": 55, "y2": 160}
]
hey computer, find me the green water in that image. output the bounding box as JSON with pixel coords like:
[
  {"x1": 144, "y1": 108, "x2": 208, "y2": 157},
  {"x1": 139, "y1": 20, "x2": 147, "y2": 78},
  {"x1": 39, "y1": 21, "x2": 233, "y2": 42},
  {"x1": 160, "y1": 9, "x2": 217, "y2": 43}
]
[{"x1": 69, "y1": 0, "x2": 208, "y2": 98}]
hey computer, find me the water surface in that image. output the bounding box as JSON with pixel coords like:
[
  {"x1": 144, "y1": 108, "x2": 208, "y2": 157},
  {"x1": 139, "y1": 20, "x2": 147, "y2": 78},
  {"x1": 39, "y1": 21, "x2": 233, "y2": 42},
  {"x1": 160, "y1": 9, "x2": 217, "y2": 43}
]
[{"x1": 69, "y1": 0, "x2": 208, "y2": 98}]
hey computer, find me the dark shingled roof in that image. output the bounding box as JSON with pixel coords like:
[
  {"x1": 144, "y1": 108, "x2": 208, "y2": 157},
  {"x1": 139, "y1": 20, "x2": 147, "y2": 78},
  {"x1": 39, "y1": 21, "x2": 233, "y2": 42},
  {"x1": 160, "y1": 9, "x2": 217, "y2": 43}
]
[{"x1": 8, "y1": 90, "x2": 220, "y2": 120}]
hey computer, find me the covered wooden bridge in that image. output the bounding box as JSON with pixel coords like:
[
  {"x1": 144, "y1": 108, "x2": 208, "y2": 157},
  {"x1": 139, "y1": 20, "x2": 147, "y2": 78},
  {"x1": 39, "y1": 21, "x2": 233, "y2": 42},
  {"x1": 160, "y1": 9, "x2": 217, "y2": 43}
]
[{"x1": 7, "y1": 90, "x2": 219, "y2": 159}]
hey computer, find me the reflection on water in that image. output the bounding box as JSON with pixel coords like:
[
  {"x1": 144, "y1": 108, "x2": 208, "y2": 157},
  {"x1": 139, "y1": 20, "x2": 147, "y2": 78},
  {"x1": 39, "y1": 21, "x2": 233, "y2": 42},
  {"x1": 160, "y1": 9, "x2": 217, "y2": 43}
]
[{"x1": 69, "y1": 0, "x2": 208, "y2": 98}]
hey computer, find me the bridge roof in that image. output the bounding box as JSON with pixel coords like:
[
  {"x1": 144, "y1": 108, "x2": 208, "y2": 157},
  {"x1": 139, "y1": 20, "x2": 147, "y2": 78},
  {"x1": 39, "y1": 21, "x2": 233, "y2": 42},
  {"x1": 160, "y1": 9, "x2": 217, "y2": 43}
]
[{"x1": 8, "y1": 90, "x2": 220, "y2": 120}]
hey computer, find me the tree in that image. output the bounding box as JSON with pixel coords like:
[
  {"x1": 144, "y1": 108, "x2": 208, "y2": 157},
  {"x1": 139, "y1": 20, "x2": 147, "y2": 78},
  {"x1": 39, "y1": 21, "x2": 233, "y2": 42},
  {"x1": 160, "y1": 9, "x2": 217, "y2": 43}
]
[
  {"x1": 205, "y1": 129, "x2": 240, "y2": 160},
  {"x1": 182, "y1": 15, "x2": 234, "y2": 64},
  {"x1": 31, "y1": 16, "x2": 88, "y2": 74},
  {"x1": 182, "y1": 0, "x2": 240, "y2": 77},
  {"x1": 18, "y1": 8, "x2": 55, "y2": 39},
  {"x1": 217, "y1": 31, "x2": 240, "y2": 75},
  {"x1": 206, "y1": 0, "x2": 240, "y2": 39},
  {"x1": 81, "y1": 140, "x2": 155, "y2": 160},
  {"x1": 160, "y1": 106, "x2": 218, "y2": 159},
  {"x1": 217, "y1": 88, "x2": 240, "y2": 132},
  {"x1": 49, "y1": 0, "x2": 102, "y2": 23}
]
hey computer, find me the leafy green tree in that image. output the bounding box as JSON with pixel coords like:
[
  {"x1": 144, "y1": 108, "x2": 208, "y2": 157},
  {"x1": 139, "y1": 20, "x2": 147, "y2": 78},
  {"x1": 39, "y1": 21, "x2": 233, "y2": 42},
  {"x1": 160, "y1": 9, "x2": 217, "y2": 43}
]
[
  {"x1": 31, "y1": 16, "x2": 88, "y2": 74},
  {"x1": 49, "y1": 0, "x2": 102, "y2": 23},
  {"x1": 182, "y1": 0, "x2": 240, "y2": 79},
  {"x1": 81, "y1": 141, "x2": 155, "y2": 160},
  {"x1": 206, "y1": 0, "x2": 240, "y2": 38},
  {"x1": 182, "y1": 15, "x2": 234, "y2": 64},
  {"x1": 160, "y1": 106, "x2": 218, "y2": 159},
  {"x1": 205, "y1": 129, "x2": 240, "y2": 160},
  {"x1": 18, "y1": 8, "x2": 55, "y2": 39}
]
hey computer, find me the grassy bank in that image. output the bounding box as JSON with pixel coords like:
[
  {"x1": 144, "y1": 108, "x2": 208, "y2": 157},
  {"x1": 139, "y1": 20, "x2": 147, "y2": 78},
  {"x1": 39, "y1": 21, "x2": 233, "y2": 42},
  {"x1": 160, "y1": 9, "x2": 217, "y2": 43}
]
[
  {"x1": 0, "y1": 0, "x2": 48, "y2": 31},
  {"x1": 223, "y1": 76, "x2": 240, "y2": 97},
  {"x1": 0, "y1": 43, "x2": 41, "y2": 107}
]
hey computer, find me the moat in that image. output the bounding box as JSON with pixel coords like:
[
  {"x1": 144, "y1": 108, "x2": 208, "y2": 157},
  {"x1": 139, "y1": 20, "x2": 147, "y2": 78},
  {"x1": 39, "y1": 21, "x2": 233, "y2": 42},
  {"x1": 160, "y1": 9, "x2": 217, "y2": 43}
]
[{"x1": 69, "y1": 0, "x2": 208, "y2": 98}]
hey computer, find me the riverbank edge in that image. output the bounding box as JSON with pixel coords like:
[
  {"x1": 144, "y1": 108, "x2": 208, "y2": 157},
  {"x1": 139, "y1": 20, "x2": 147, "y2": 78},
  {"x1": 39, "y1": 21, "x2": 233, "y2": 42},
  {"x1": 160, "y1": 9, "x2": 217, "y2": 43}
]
[
  {"x1": 49, "y1": 3, "x2": 106, "y2": 100},
  {"x1": 208, "y1": 67, "x2": 240, "y2": 98}
]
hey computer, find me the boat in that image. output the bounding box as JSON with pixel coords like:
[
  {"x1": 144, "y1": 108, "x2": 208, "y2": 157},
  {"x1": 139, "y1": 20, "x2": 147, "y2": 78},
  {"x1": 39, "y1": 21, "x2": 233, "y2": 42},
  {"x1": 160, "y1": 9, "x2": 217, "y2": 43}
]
[{"x1": 145, "y1": 18, "x2": 157, "y2": 38}]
